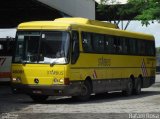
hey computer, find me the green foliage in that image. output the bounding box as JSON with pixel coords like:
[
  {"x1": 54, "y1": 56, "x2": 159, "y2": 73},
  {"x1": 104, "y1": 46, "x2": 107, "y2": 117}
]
[
  {"x1": 98, "y1": 0, "x2": 160, "y2": 26},
  {"x1": 127, "y1": 0, "x2": 160, "y2": 26}
]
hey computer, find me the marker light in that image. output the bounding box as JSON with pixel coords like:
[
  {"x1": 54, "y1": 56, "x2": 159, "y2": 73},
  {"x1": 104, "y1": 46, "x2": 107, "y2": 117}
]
[{"x1": 12, "y1": 77, "x2": 21, "y2": 83}]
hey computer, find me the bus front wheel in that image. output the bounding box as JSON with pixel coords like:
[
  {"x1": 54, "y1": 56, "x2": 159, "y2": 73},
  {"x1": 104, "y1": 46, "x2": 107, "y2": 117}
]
[
  {"x1": 30, "y1": 95, "x2": 48, "y2": 102},
  {"x1": 73, "y1": 80, "x2": 92, "y2": 101}
]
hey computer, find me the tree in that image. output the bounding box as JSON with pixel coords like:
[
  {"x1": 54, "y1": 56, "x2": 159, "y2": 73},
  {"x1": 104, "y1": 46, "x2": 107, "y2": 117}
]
[
  {"x1": 126, "y1": 0, "x2": 160, "y2": 26},
  {"x1": 97, "y1": 0, "x2": 124, "y2": 25},
  {"x1": 97, "y1": 0, "x2": 137, "y2": 29},
  {"x1": 97, "y1": 0, "x2": 160, "y2": 27}
]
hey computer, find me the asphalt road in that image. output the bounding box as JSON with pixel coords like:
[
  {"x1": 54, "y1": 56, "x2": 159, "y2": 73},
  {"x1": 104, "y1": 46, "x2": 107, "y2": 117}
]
[{"x1": 0, "y1": 75, "x2": 160, "y2": 119}]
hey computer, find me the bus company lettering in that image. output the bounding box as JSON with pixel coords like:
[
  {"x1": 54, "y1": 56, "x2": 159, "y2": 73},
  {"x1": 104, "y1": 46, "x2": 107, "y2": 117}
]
[
  {"x1": 12, "y1": 70, "x2": 24, "y2": 74},
  {"x1": 98, "y1": 57, "x2": 111, "y2": 67},
  {"x1": 47, "y1": 70, "x2": 64, "y2": 75}
]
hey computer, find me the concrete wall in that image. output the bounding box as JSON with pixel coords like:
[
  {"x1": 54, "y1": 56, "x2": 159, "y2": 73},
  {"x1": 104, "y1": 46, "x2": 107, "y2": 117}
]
[{"x1": 37, "y1": 0, "x2": 95, "y2": 19}]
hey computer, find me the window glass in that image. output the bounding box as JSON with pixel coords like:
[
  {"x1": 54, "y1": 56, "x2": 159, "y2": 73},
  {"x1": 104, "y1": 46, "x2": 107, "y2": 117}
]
[
  {"x1": 113, "y1": 37, "x2": 123, "y2": 53},
  {"x1": 122, "y1": 37, "x2": 128, "y2": 54},
  {"x1": 146, "y1": 41, "x2": 155, "y2": 56},
  {"x1": 151, "y1": 41, "x2": 155, "y2": 56},
  {"x1": 82, "y1": 32, "x2": 92, "y2": 52},
  {"x1": 14, "y1": 31, "x2": 70, "y2": 64},
  {"x1": 0, "y1": 39, "x2": 14, "y2": 56},
  {"x1": 0, "y1": 44, "x2": 3, "y2": 50},
  {"x1": 137, "y1": 40, "x2": 145, "y2": 55},
  {"x1": 92, "y1": 34, "x2": 104, "y2": 53},
  {"x1": 105, "y1": 35, "x2": 115, "y2": 53},
  {"x1": 129, "y1": 39, "x2": 137, "y2": 55}
]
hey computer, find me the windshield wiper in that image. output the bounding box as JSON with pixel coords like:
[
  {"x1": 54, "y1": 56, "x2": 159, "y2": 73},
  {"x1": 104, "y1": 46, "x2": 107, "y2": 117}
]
[
  {"x1": 22, "y1": 60, "x2": 27, "y2": 65},
  {"x1": 50, "y1": 58, "x2": 59, "y2": 67}
]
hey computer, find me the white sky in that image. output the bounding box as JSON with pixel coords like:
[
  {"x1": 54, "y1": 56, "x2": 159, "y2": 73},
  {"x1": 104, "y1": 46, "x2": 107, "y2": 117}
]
[
  {"x1": 0, "y1": 29, "x2": 16, "y2": 38},
  {"x1": 95, "y1": 0, "x2": 127, "y2": 4},
  {"x1": 121, "y1": 21, "x2": 160, "y2": 47}
]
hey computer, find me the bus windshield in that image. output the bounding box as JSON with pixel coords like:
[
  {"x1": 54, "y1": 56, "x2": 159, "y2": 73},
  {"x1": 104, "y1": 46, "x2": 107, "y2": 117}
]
[{"x1": 13, "y1": 31, "x2": 70, "y2": 64}]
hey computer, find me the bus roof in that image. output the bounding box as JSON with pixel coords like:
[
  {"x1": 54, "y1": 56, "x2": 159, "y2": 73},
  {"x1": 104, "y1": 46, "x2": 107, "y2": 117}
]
[
  {"x1": 17, "y1": 17, "x2": 154, "y2": 41},
  {"x1": 54, "y1": 18, "x2": 118, "y2": 29},
  {"x1": 18, "y1": 18, "x2": 118, "y2": 29}
]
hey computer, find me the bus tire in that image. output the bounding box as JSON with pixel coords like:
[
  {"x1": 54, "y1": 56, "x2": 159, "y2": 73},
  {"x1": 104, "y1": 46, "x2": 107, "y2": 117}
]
[
  {"x1": 122, "y1": 78, "x2": 133, "y2": 96},
  {"x1": 74, "y1": 80, "x2": 91, "y2": 101},
  {"x1": 133, "y1": 78, "x2": 142, "y2": 95},
  {"x1": 30, "y1": 95, "x2": 48, "y2": 102}
]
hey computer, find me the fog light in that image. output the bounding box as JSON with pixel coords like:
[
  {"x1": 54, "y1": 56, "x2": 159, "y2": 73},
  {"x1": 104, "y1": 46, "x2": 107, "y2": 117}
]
[{"x1": 54, "y1": 78, "x2": 58, "y2": 83}]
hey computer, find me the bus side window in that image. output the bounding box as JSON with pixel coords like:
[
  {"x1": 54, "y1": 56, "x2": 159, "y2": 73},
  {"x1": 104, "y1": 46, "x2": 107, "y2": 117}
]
[
  {"x1": 137, "y1": 40, "x2": 145, "y2": 55},
  {"x1": 148, "y1": 41, "x2": 155, "y2": 56},
  {"x1": 129, "y1": 39, "x2": 136, "y2": 55},
  {"x1": 0, "y1": 44, "x2": 3, "y2": 51},
  {"x1": 105, "y1": 36, "x2": 114, "y2": 54},
  {"x1": 114, "y1": 37, "x2": 122, "y2": 53},
  {"x1": 0, "y1": 41, "x2": 6, "y2": 56},
  {"x1": 82, "y1": 32, "x2": 92, "y2": 52},
  {"x1": 92, "y1": 33, "x2": 104, "y2": 53},
  {"x1": 122, "y1": 37, "x2": 128, "y2": 54},
  {"x1": 71, "y1": 31, "x2": 79, "y2": 64}
]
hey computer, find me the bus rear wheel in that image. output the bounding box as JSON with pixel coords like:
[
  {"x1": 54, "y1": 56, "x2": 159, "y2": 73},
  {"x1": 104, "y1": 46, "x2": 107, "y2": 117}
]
[
  {"x1": 122, "y1": 78, "x2": 133, "y2": 96},
  {"x1": 133, "y1": 78, "x2": 142, "y2": 95},
  {"x1": 73, "y1": 80, "x2": 91, "y2": 101},
  {"x1": 30, "y1": 95, "x2": 48, "y2": 102}
]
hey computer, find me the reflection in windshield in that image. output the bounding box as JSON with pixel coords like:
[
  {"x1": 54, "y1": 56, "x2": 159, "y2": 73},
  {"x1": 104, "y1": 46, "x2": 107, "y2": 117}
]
[{"x1": 14, "y1": 31, "x2": 70, "y2": 64}]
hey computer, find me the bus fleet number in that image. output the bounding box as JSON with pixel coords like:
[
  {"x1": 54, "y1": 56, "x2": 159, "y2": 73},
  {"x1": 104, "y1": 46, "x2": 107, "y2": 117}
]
[{"x1": 0, "y1": 58, "x2": 6, "y2": 66}]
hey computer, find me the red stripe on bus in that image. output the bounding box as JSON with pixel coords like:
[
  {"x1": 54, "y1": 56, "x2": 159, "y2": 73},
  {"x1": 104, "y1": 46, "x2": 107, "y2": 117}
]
[{"x1": 0, "y1": 72, "x2": 11, "y2": 78}]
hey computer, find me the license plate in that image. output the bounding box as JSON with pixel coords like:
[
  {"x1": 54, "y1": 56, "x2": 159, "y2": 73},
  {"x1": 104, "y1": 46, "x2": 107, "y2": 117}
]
[{"x1": 33, "y1": 90, "x2": 42, "y2": 94}]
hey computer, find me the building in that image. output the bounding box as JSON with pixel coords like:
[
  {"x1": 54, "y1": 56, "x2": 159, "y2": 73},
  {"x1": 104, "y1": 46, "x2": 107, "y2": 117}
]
[{"x1": 0, "y1": 0, "x2": 95, "y2": 28}]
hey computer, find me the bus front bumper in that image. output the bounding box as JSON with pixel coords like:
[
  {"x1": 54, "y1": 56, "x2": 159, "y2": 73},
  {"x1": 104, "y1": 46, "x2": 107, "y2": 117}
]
[{"x1": 11, "y1": 83, "x2": 82, "y2": 96}]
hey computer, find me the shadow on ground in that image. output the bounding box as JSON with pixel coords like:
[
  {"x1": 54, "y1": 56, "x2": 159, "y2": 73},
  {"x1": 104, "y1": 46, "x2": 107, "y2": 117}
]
[
  {"x1": 39, "y1": 90, "x2": 160, "y2": 105},
  {"x1": 1, "y1": 84, "x2": 160, "y2": 113}
]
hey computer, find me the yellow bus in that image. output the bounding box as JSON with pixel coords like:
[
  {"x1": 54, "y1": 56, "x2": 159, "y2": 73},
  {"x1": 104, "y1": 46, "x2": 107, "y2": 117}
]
[{"x1": 11, "y1": 18, "x2": 156, "y2": 102}]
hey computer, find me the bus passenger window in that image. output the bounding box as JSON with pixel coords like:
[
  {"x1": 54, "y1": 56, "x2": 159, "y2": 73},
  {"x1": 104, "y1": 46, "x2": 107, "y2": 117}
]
[
  {"x1": 114, "y1": 38, "x2": 122, "y2": 53},
  {"x1": 129, "y1": 39, "x2": 137, "y2": 55},
  {"x1": 104, "y1": 39, "x2": 109, "y2": 53},
  {"x1": 105, "y1": 36, "x2": 115, "y2": 54},
  {"x1": 92, "y1": 34, "x2": 104, "y2": 53},
  {"x1": 82, "y1": 32, "x2": 92, "y2": 52},
  {"x1": 0, "y1": 44, "x2": 3, "y2": 50},
  {"x1": 150, "y1": 41, "x2": 155, "y2": 56},
  {"x1": 122, "y1": 38, "x2": 128, "y2": 54},
  {"x1": 137, "y1": 40, "x2": 145, "y2": 55},
  {"x1": 145, "y1": 41, "x2": 155, "y2": 56}
]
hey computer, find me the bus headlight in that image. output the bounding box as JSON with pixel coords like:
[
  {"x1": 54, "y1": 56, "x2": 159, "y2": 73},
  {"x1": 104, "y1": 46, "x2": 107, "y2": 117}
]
[
  {"x1": 53, "y1": 78, "x2": 69, "y2": 84},
  {"x1": 12, "y1": 77, "x2": 21, "y2": 83}
]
